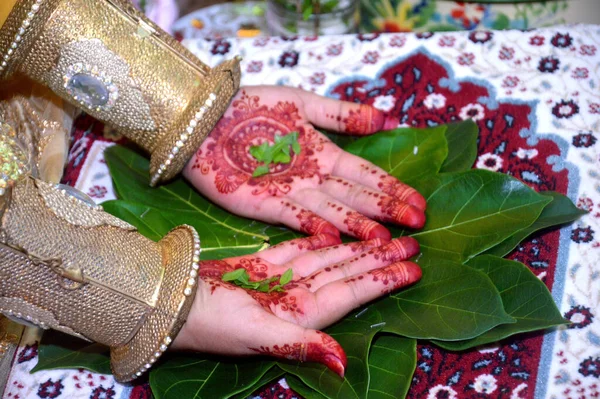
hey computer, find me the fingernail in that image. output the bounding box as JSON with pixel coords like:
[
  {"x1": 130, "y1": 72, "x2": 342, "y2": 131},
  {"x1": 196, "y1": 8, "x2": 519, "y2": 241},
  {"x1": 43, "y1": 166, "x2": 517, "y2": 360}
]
[
  {"x1": 318, "y1": 223, "x2": 342, "y2": 240},
  {"x1": 404, "y1": 206, "x2": 426, "y2": 230},
  {"x1": 405, "y1": 191, "x2": 427, "y2": 212},
  {"x1": 323, "y1": 354, "x2": 346, "y2": 378},
  {"x1": 397, "y1": 236, "x2": 421, "y2": 258},
  {"x1": 367, "y1": 224, "x2": 392, "y2": 242},
  {"x1": 383, "y1": 115, "x2": 400, "y2": 131},
  {"x1": 396, "y1": 262, "x2": 423, "y2": 287}
]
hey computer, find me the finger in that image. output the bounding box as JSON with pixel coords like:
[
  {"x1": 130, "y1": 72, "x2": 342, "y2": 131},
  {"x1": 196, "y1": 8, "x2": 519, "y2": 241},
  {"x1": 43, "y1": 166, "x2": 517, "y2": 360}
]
[
  {"x1": 331, "y1": 152, "x2": 427, "y2": 212},
  {"x1": 295, "y1": 89, "x2": 399, "y2": 135},
  {"x1": 314, "y1": 261, "x2": 422, "y2": 325},
  {"x1": 321, "y1": 177, "x2": 425, "y2": 229},
  {"x1": 246, "y1": 317, "x2": 347, "y2": 378},
  {"x1": 301, "y1": 237, "x2": 420, "y2": 292},
  {"x1": 259, "y1": 234, "x2": 342, "y2": 265},
  {"x1": 290, "y1": 188, "x2": 392, "y2": 241},
  {"x1": 262, "y1": 197, "x2": 341, "y2": 238},
  {"x1": 285, "y1": 238, "x2": 386, "y2": 276},
  {"x1": 175, "y1": 280, "x2": 346, "y2": 377}
]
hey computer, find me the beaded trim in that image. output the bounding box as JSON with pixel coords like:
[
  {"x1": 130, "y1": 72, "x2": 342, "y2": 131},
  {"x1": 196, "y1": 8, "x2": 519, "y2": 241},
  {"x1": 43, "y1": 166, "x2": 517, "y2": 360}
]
[
  {"x1": 0, "y1": 0, "x2": 43, "y2": 75},
  {"x1": 0, "y1": 307, "x2": 47, "y2": 329},
  {"x1": 129, "y1": 226, "x2": 201, "y2": 380},
  {"x1": 149, "y1": 93, "x2": 217, "y2": 186}
]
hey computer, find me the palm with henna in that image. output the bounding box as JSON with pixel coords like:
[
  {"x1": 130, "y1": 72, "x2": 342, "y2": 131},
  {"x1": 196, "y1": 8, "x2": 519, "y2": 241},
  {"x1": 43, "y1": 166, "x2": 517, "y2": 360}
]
[
  {"x1": 184, "y1": 86, "x2": 426, "y2": 241},
  {"x1": 172, "y1": 234, "x2": 422, "y2": 376}
]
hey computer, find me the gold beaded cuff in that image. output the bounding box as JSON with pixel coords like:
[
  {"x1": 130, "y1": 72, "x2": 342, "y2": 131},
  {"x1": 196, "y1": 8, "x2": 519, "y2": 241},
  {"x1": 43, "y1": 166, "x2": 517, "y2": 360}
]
[
  {"x1": 0, "y1": 175, "x2": 201, "y2": 382},
  {"x1": 0, "y1": 0, "x2": 241, "y2": 186},
  {"x1": 0, "y1": 123, "x2": 29, "y2": 197}
]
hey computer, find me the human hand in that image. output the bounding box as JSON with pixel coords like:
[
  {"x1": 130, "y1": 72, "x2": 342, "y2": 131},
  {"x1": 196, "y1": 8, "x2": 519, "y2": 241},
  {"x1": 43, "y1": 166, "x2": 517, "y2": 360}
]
[
  {"x1": 172, "y1": 234, "x2": 422, "y2": 376},
  {"x1": 183, "y1": 86, "x2": 426, "y2": 241}
]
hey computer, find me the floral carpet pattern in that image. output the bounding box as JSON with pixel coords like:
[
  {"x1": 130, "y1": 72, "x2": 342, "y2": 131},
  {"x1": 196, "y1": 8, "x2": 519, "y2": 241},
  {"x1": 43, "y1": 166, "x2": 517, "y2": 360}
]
[{"x1": 2, "y1": 25, "x2": 599, "y2": 399}]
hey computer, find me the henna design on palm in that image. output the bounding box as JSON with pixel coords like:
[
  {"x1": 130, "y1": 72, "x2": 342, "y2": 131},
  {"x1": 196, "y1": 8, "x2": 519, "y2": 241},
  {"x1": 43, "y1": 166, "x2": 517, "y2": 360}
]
[{"x1": 184, "y1": 86, "x2": 426, "y2": 240}]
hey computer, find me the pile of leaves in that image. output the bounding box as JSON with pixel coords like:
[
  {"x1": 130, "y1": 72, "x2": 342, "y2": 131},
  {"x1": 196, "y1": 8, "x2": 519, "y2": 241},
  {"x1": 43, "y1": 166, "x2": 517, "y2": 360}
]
[{"x1": 33, "y1": 121, "x2": 584, "y2": 399}]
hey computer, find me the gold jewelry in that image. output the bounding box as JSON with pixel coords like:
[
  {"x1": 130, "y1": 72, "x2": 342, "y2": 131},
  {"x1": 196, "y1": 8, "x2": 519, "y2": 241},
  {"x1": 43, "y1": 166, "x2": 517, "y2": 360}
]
[
  {"x1": 0, "y1": 0, "x2": 241, "y2": 185},
  {"x1": 0, "y1": 172, "x2": 201, "y2": 382},
  {"x1": 0, "y1": 123, "x2": 29, "y2": 197}
]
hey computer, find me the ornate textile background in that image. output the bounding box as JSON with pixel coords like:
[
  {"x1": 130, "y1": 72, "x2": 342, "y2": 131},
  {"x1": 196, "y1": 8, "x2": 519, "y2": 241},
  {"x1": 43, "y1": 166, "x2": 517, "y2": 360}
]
[{"x1": 2, "y1": 25, "x2": 599, "y2": 399}]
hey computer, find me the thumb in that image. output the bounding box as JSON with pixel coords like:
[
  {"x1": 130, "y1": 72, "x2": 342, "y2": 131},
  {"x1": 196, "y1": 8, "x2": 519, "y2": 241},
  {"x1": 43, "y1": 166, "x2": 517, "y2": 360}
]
[{"x1": 247, "y1": 312, "x2": 347, "y2": 377}]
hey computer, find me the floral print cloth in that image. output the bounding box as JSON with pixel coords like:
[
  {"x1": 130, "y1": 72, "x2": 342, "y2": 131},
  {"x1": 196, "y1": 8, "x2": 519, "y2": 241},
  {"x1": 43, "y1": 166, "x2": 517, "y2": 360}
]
[{"x1": 2, "y1": 24, "x2": 599, "y2": 399}]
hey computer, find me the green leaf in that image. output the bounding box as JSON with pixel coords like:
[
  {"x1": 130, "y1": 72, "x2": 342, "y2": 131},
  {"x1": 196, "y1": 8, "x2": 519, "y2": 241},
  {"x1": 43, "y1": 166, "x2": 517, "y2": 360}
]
[
  {"x1": 101, "y1": 200, "x2": 176, "y2": 242},
  {"x1": 377, "y1": 261, "x2": 515, "y2": 340},
  {"x1": 292, "y1": 141, "x2": 302, "y2": 154},
  {"x1": 303, "y1": 4, "x2": 313, "y2": 20},
  {"x1": 286, "y1": 374, "x2": 328, "y2": 398},
  {"x1": 231, "y1": 367, "x2": 285, "y2": 399},
  {"x1": 279, "y1": 308, "x2": 386, "y2": 398},
  {"x1": 367, "y1": 335, "x2": 416, "y2": 399},
  {"x1": 249, "y1": 142, "x2": 268, "y2": 161},
  {"x1": 492, "y1": 13, "x2": 511, "y2": 30},
  {"x1": 150, "y1": 355, "x2": 274, "y2": 399},
  {"x1": 344, "y1": 126, "x2": 448, "y2": 186},
  {"x1": 33, "y1": 331, "x2": 111, "y2": 375},
  {"x1": 433, "y1": 255, "x2": 567, "y2": 351},
  {"x1": 104, "y1": 146, "x2": 300, "y2": 259},
  {"x1": 411, "y1": 170, "x2": 552, "y2": 263},
  {"x1": 253, "y1": 165, "x2": 270, "y2": 178},
  {"x1": 482, "y1": 192, "x2": 586, "y2": 257},
  {"x1": 250, "y1": 133, "x2": 300, "y2": 177},
  {"x1": 280, "y1": 268, "x2": 294, "y2": 285},
  {"x1": 439, "y1": 120, "x2": 478, "y2": 173},
  {"x1": 321, "y1": 0, "x2": 340, "y2": 13},
  {"x1": 273, "y1": 152, "x2": 292, "y2": 164},
  {"x1": 222, "y1": 268, "x2": 247, "y2": 282}
]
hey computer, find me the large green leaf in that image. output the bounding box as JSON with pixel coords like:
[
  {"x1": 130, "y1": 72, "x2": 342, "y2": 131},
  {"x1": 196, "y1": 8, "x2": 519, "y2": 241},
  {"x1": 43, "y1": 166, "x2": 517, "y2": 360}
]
[
  {"x1": 149, "y1": 355, "x2": 274, "y2": 399},
  {"x1": 378, "y1": 261, "x2": 515, "y2": 340},
  {"x1": 433, "y1": 255, "x2": 567, "y2": 351},
  {"x1": 102, "y1": 200, "x2": 176, "y2": 242},
  {"x1": 104, "y1": 146, "x2": 300, "y2": 258},
  {"x1": 482, "y1": 192, "x2": 586, "y2": 257},
  {"x1": 231, "y1": 367, "x2": 285, "y2": 399},
  {"x1": 439, "y1": 121, "x2": 478, "y2": 173},
  {"x1": 278, "y1": 308, "x2": 385, "y2": 399},
  {"x1": 367, "y1": 335, "x2": 416, "y2": 399},
  {"x1": 411, "y1": 170, "x2": 552, "y2": 263},
  {"x1": 286, "y1": 375, "x2": 328, "y2": 399},
  {"x1": 344, "y1": 126, "x2": 448, "y2": 186},
  {"x1": 32, "y1": 331, "x2": 111, "y2": 375}
]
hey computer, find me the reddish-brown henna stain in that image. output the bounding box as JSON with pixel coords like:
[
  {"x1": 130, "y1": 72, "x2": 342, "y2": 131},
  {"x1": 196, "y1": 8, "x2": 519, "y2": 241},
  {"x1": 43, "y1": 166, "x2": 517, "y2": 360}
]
[
  {"x1": 198, "y1": 260, "x2": 239, "y2": 294},
  {"x1": 342, "y1": 105, "x2": 398, "y2": 135},
  {"x1": 296, "y1": 209, "x2": 340, "y2": 237},
  {"x1": 191, "y1": 90, "x2": 325, "y2": 196},
  {"x1": 343, "y1": 211, "x2": 390, "y2": 240},
  {"x1": 249, "y1": 332, "x2": 346, "y2": 377},
  {"x1": 247, "y1": 290, "x2": 304, "y2": 315},
  {"x1": 370, "y1": 237, "x2": 420, "y2": 262}
]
